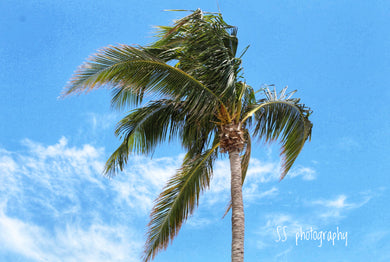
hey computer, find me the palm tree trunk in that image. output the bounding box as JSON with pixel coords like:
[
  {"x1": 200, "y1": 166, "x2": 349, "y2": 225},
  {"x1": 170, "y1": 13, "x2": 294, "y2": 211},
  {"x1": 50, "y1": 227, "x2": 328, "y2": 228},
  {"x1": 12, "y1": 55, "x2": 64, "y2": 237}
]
[{"x1": 229, "y1": 150, "x2": 244, "y2": 262}]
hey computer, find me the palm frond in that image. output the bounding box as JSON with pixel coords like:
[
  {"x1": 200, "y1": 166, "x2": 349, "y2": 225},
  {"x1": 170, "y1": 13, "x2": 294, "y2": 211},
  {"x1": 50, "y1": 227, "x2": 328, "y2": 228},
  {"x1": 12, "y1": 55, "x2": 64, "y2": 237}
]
[
  {"x1": 61, "y1": 44, "x2": 224, "y2": 114},
  {"x1": 239, "y1": 83, "x2": 256, "y2": 124},
  {"x1": 150, "y1": 11, "x2": 242, "y2": 107},
  {"x1": 241, "y1": 130, "x2": 251, "y2": 183},
  {"x1": 181, "y1": 115, "x2": 218, "y2": 158},
  {"x1": 143, "y1": 143, "x2": 219, "y2": 262},
  {"x1": 104, "y1": 99, "x2": 187, "y2": 176},
  {"x1": 243, "y1": 87, "x2": 312, "y2": 180}
]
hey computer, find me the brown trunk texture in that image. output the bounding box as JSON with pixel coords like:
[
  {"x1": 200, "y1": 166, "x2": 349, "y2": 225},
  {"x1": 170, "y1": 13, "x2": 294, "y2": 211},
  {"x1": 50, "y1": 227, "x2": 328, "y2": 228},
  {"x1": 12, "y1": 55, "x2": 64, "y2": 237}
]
[{"x1": 229, "y1": 150, "x2": 244, "y2": 262}]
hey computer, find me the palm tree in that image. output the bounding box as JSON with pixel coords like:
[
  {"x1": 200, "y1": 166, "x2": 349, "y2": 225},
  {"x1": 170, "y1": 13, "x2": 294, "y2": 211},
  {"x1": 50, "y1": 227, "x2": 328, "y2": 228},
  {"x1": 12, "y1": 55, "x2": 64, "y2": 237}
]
[{"x1": 62, "y1": 9, "x2": 312, "y2": 262}]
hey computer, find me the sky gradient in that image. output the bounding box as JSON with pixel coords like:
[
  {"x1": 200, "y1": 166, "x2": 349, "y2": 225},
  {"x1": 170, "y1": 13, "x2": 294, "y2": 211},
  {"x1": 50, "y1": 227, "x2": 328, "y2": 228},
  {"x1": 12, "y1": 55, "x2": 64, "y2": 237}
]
[{"x1": 1, "y1": 0, "x2": 389, "y2": 261}]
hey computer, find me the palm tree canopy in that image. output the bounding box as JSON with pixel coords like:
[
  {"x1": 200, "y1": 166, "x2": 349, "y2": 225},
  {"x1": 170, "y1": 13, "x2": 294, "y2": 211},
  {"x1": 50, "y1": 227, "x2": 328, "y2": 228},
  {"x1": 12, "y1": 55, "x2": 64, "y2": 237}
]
[{"x1": 62, "y1": 9, "x2": 312, "y2": 262}]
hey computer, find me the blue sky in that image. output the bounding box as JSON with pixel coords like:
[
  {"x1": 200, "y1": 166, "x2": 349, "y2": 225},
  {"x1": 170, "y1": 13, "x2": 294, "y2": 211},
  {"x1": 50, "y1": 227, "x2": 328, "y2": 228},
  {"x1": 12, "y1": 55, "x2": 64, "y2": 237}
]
[{"x1": 1, "y1": 0, "x2": 389, "y2": 261}]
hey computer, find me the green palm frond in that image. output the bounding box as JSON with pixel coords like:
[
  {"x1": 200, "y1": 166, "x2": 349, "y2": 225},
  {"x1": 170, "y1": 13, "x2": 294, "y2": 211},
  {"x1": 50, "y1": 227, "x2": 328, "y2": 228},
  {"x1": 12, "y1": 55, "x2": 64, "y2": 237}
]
[
  {"x1": 143, "y1": 143, "x2": 219, "y2": 262},
  {"x1": 243, "y1": 87, "x2": 312, "y2": 180},
  {"x1": 241, "y1": 131, "x2": 251, "y2": 182},
  {"x1": 104, "y1": 99, "x2": 187, "y2": 176},
  {"x1": 181, "y1": 114, "x2": 218, "y2": 158},
  {"x1": 151, "y1": 10, "x2": 241, "y2": 104},
  {"x1": 239, "y1": 83, "x2": 256, "y2": 124},
  {"x1": 62, "y1": 44, "x2": 224, "y2": 113}
]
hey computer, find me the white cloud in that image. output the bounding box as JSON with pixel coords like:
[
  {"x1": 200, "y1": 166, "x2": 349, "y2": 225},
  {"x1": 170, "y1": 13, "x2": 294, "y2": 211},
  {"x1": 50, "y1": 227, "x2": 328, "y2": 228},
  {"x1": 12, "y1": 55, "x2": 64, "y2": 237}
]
[
  {"x1": 186, "y1": 216, "x2": 214, "y2": 228},
  {"x1": 0, "y1": 204, "x2": 141, "y2": 262},
  {"x1": 310, "y1": 194, "x2": 372, "y2": 220},
  {"x1": 0, "y1": 204, "x2": 45, "y2": 260},
  {"x1": 0, "y1": 138, "x2": 143, "y2": 261},
  {"x1": 313, "y1": 195, "x2": 349, "y2": 208},
  {"x1": 246, "y1": 158, "x2": 280, "y2": 183},
  {"x1": 0, "y1": 153, "x2": 17, "y2": 176},
  {"x1": 191, "y1": 157, "x2": 316, "y2": 222},
  {"x1": 86, "y1": 112, "x2": 119, "y2": 132},
  {"x1": 200, "y1": 157, "x2": 291, "y2": 208},
  {"x1": 54, "y1": 223, "x2": 140, "y2": 262},
  {"x1": 243, "y1": 186, "x2": 279, "y2": 202},
  {"x1": 0, "y1": 136, "x2": 318, "y2": 259},
  {"x1": 287, "y1": 166, "x2": 316, "y2": 181},
  {"x1": 111, "y1": 155, "x2": 182, "y2": 214}
]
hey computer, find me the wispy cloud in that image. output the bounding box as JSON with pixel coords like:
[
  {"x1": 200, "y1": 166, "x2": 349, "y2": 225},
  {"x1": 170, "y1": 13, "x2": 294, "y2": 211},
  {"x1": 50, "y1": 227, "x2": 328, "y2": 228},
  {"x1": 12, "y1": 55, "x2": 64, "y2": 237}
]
[
  {"x1": 287, "y1": 166, "x2": 316, "y2": 181},
  {"x1": 0, "y1": 205, "x2": 141, "y2": 262},
  {"x1": 243, "y1": 186, "x2": 279, "y2": 202},
  {"x1": 0, "y1": 137, "x2": 318, "y2": 260},
  {"x1": 199, "y1": 158, "x2": 314, "y2": 212},
  {"x1": 186, "y1": 215, "x2": 215, "y2": 228},
  {"x1": 111, "y1": 155, "x2": 182, "y2": 214},
  {"x1": 86, "y1": 112, "x2": 119, "y2": 132},
  {"x1": 0, "y1": 137, "x2": 144, "y2": 261},
  {"x1": 310, "y1": 194, "x2": 372, "y2": 221},
  {"x1": 246, "y1": 158, "x2": 280, "y2": 183}
]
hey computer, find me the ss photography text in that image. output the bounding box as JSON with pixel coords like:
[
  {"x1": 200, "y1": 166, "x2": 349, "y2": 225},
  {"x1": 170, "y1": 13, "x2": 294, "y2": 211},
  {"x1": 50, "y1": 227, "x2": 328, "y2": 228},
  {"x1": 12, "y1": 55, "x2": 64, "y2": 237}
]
[{"x1": 275, "y1": 226, "x2": 348, "y2": 247}]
